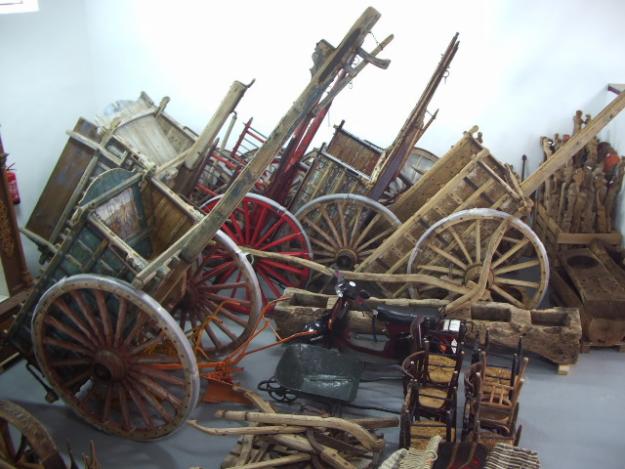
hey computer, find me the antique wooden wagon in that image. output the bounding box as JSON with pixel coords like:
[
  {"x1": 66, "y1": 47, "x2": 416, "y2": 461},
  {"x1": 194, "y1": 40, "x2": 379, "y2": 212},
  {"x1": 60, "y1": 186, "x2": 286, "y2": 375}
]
[
  {"x1": 254, "y1": 90, "x2": 625, "y2": 313},
  {"x1": 6, "y1": 7, "x2": 388, "y2": 440}
]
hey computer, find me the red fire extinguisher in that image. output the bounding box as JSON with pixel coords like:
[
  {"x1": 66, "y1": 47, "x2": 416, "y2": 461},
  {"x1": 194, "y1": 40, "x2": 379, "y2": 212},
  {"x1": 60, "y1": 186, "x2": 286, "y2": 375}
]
[{"x1": 6, "y1": 165, "x2": 20, "y2": 205}]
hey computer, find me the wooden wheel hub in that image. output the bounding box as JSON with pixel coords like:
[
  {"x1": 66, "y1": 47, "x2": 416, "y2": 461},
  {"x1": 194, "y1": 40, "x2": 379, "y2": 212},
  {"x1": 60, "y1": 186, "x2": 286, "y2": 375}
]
[
  {"x1": 336, "y1": 249, "x2": 358, "y2": 270},
  {"x1": 463, "y1": 264, "x2": 494, "y2": 287},
  {"x1": 93, "y1": 350, "x2": 127, "y2": 382}
]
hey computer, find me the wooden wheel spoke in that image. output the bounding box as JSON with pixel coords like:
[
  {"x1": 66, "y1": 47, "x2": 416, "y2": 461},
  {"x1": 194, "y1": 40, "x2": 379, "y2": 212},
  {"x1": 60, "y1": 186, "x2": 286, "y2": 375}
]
[
  {"x1": 52, "y1": 297, "x2": 97, "y2": 345},
  {"x1": 304, "y1": 218, "x2": 339, "y2": 249},
  {"x1": 336, "y1": 202, "x2": 349, "y2": 246},
  {"x1": 69, "y1": 291, "x2": 102, "y2": 341},
  {"x1": 348, "y1": 205, "x2": 364, "y2": 245},
  {"x1": 253, "y1": 215, "x2": 287, "y2": 248},
  {"x1": 130, "y1": 332, "x2": 165, "y2": 356},
  {"x1": 203, "y1": 323, "x2": 224, "y2": 350},
  {"x1": 130, "y1": 366, "x2": 184, "y2": 386},
  {"x1": 219, "y1": 309, "x2": 249, "y2": 327},
  {"x1": 494, "y1": 259, "x2": 540, "y2": 275},
  {"x1": 494, "y1": 277, "x2": 540, "y2": 289},
  {"x1": 94, "y1": 290, "x2": 113, "y2": 345},
  {"x1": 258, "y1": 231, "x2": 301, "y2": 251},
  {"x1": 124, "y1": 383, "x2": 154, "y2": 428},
  {"x1": 428, "y1": 244, "x2": 467, "y2": 270},
  {"x1": 257, "y1": 262, "x2": 290, "y2": 287},
  {"x1": 309, "y1": 237, "x2": 337, "y2": 255},
  {"x1": 257, "y1": 269, "x2": 283, "y2": 299},
  {"x1": 43, "y1": 316, "x2": 95, "y2": 351},
  {"x1": 250, "y1": 204, "x2": 269, "y2": 244},
  {"x1": 353, "y1": 213, "x2": 382, "y2": 248},
  {"x1": 133, "y1": 382, "x2": 173, "y2": 423},
  {"x1": 475, "y1": 220, "x2": 481, "y2": 263},
  {"x1": 356, "y1": 227, "x2": 395, "y2": 252},
  {"x1": 319, "y1": 206, "x2": 343, "y2": 248},
  {"x1": 114, "y1": 298, "x2": 128, "y2": 347},
  {"x1": 135, "y1": 375, "x2": 182, "y2": 407},
  {"x1": 492, "y1": 239, "x2": 530, "y2": 269},
  {"x1": 123, "y1": 313, "x2": 148, "y2": 347},
  {"x1": 448, "y1": 225, "x2": 473, "y2": 264},
  {"x1": 43, "y1": 337, "x2": 92, "y2": 356},
  {"x1": 490, "y1": 284, "x2": 525, "y2": 308},
  {"x1": 117, "y1": 385, "x2": 131, "y2": 430},
  {"x1": 50, "y1": 357, "x2": 92, "y2": 368},
  {"x1": 213, "y1": 319, "x2": 238, "y2": 341},
  {"x1": 259, "y1": 259, "x2": 307, "y2": 277}
]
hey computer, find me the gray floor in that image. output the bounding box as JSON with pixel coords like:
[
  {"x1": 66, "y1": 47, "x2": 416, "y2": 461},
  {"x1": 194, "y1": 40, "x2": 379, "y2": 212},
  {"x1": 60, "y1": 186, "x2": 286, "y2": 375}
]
[{"x1": 1, "y1": 328, "x2": 625, "y2": 469}]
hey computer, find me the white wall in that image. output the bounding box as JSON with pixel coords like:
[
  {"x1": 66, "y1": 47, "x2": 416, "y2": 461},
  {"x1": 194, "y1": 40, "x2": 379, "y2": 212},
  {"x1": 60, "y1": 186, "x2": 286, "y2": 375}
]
[
  {"x1": 81, "y1": 0, "x2": 625, "y2": 169},
  {"x1": 0, "y1": 0, "x2": 95, "y2": 270},
  {"x1": 2, "y1": 0, "x2": 625, "y2": 272}
]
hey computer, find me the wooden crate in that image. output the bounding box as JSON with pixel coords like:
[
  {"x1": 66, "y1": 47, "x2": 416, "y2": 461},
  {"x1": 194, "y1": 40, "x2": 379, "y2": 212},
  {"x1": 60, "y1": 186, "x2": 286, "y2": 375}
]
[{"x1": 550, "y1": 242, "x2": 625, "y2": 347}]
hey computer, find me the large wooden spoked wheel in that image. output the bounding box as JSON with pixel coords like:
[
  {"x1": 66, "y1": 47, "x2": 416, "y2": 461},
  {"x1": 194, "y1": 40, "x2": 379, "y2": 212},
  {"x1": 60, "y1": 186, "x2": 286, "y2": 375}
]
[
  {"x1": 407, "y1": 209, "x2": 549, "y2": 309},
  {"x1": 295, "y1": 194, "x2": 401, "y2": 291},
  {"x1": 172, "y1": 230, "x2": 262, "y2": 356},
  {"x1": 202, "y1": 194, "x2": 312, "y2": 303},
  {"x1": 31, "y1": 274, "x2": 200, "y2": 440},
  {"x1": 0, "y1": 400, "x2": 66, "y2": 469}
]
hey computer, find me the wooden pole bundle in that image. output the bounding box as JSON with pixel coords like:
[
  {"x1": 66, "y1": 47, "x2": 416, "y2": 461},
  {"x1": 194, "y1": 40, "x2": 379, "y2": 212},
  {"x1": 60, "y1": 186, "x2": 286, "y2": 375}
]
[{"x1": 188, "y1": 386, "x2": 395, "y2": 469}]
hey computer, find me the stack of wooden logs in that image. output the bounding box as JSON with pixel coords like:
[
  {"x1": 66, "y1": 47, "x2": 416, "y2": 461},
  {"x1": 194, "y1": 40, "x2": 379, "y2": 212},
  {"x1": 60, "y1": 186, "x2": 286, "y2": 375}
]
[
  {"x1": 189, "y1": 386, "x2": 396, "y2": 469},
  {"x1": 537, "y1": 110, "x2": 624, "y2": 251}
]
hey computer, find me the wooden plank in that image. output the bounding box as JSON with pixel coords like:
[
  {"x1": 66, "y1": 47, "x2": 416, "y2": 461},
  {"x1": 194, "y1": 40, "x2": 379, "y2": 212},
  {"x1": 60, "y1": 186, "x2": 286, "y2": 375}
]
[
  {"x1": 26, "y1": 118, "x2": 99, "y2": 242},
  {"x1": 390, "y1": 129, "x2": 483, "y2": 222}
]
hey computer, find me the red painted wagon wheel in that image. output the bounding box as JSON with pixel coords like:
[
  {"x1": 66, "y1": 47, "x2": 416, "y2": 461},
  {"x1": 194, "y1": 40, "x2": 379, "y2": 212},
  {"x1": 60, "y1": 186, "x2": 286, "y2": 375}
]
[
  {"x1": 0, "y1": 400, "x2": 66, "y2": 469},
  {"x1": 31, "y1": 274, "x2": 200, "y2": 440},
  {"x1": 171, "y1": 230, "x2": 262, "y2": 356},
  {"x1": 202, "y1": 194, "x2": 312, "y2": 303}
]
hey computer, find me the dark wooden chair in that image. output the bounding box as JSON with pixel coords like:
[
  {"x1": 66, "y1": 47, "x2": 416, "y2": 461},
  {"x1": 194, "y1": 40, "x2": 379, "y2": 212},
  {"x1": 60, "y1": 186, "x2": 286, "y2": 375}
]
[
  {"x1": 400, "y1": 345, "x2": 461, "y2": 450},
  {"x1": 463, "y1": 356, "x2": 528, "y2": 443}
]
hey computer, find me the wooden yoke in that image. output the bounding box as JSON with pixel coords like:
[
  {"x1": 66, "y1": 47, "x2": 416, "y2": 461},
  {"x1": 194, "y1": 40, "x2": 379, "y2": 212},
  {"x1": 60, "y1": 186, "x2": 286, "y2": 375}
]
[
  {"x1": 522, "y1": 91, "x2": 625, "y2": 197},
  {"x1": 134, "y1": 7, "x2": 388, "y2": 291}
]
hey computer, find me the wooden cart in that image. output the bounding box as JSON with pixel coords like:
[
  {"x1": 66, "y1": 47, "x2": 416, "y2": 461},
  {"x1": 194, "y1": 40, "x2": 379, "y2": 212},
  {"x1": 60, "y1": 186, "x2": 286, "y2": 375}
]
[
  {"x1": 6, "y1": 7, "x2": 387, "y2": 440},
  {"x1": 254, "y1": 90, "x2": 625, "y2": 312}
]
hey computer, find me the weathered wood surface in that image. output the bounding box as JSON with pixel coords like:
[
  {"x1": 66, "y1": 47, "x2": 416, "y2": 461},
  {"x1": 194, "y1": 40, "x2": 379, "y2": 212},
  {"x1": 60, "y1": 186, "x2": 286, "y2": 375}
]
[
  {"x1": 389, "y1": 127, "x2": 483, "y2": 222},
  {"x1": 97, "y1": 93, "x2": 179, "y2": 166},
  {"x1": 356, "y1": 148, "x2": 523, "y2": 294},
  {"x1": 25, "y1": 118, "x2": 100, "y2": 243},
  {"x1": 272, "y1": 287, "x2": 445, "y2": 338},
  {"x1": 194, "y1": 386, "x2": 387, "y2": 469},
  {"x1": 326, "y1": 122, "x2": 382, "y2": 175},
  {"x1": 449, "y1": 302, "x2": 581, "y2": 367},
  {"x1": 552, "y1": 242, "x2": 625, "y2": 345}
]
